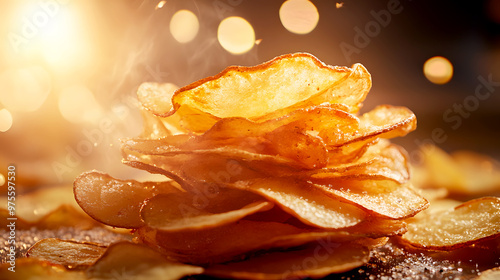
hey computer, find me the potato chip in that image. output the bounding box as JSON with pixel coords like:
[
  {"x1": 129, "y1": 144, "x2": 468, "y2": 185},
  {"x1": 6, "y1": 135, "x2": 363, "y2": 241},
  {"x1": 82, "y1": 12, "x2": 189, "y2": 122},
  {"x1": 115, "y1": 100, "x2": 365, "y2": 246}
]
[
  {"x1": 27, "y1": 238, "x2": 106, "y2": 269},
  {"x1": 137, "y1": 219, "x2": 385, "y2": 266},
  {"x1": 141, "y1": 188, "x2": 273, "y2": 232},
  {"x1": 137, "y1": 82, "x2": 178, "y2": 116},
  {"x1": 136, "y1": 221, "x2": 311, "y2": 264},
  {"x1": 87, "y1": 241, "x2": 203, "y2": 280},
  {"x1": 401, "y1": 197, "x2": 500, "y2": 250},
  {"x1": 306, "y1": 179, "x2": 428, "y2": 219},
  {"x1": 74, "y1": 171, "x2": 182, "y2": 228},
  {"x1": 302, "y1": 142, "x2": 410, "y2": 184},
  {"x1": 233, "y1": 178, "x2": 366, "y2": 229},
  {"x1": 158, "y1": 53, "x2": 371, "y2": 132},
  {"x1": 204, "y1": 241, "x2": 370, "y2": 280}
]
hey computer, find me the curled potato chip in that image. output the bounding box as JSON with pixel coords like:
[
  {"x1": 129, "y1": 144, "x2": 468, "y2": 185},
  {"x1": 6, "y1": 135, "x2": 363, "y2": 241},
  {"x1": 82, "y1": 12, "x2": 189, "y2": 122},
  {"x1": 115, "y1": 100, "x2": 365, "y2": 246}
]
[
  {"x1": 234, "y1": 178, "x2": 367, "y2": 229},
  {"x1": 205, "y1": 241, "x2": 370, "y2": 280},
  {"x1": 401, "y1": 197, "x2": 500, "y2": 250},
  {"x1": 138, "y1": 82, "x2": 178, "y2": 116},
  {"x1": 137, "y1": 219, "x2": 389, "y2": 265},
  {"x1": 312, "y1": 180, "x2": 428, "y2": 219},
  {"x1": 141, "y1": 188, "x2": 272, "y2": 232},
  {"x1": 158, "y1": 53, "x2": 371, "y2": 132},
  {"x1": 27, "y1": 238, "x2": 106, "y2": 269},
  {"x1": 74, "y1": 171, "x2": 182, "y2": 228},
  {"x1": 87, "y1": 241, "x2": 203, "y2": 280},
  {"x1": 301, "y1": 142, "x2": 410, "y2": 184}
]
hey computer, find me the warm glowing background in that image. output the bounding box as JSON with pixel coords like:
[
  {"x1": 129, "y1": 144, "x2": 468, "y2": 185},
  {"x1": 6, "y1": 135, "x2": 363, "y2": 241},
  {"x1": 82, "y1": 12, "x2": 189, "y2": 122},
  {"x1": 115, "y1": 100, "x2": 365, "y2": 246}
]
[{"x1": 0, "y1": 0, "x2": 499, "y2": 190}]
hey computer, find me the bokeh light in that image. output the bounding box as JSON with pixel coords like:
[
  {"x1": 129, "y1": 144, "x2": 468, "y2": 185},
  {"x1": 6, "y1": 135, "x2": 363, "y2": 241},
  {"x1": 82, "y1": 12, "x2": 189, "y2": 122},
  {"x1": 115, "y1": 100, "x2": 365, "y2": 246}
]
[
  {"x1": 170, "y1": 9, "x2": 199, "y2": 43},
  {"x1": 0, "y1": 109, "x2": 13, "y2": 132},
  {"x1": 58, "y1": 85, "x2": 103, "y2": 124},
  {"x1": 217, "y1": 16, "x2": 255, "y2": 55},
  {"x1": 423, "y1": 56, "x2": 454, "y2": 85},
  {"x1": 0, "y1": 66, "x2": 51, "y2": 112},
  {"x1": 9, "y1": 1, "x2": 93, "y2": 74},
  {"x1": 279, "y1": 0, "x2": 319, "y2": 35}
]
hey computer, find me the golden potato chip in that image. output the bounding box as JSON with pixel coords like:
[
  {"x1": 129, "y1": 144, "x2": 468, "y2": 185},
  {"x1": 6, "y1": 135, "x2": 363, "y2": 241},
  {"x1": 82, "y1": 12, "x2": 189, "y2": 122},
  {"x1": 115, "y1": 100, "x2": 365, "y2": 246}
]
[
  {"x1": 312, "y1": 180, "x2": 429, "y2": 219},
  {"x1": 74, "y1": 171, "x2": 182, "y2": 228},
  {"x1": 0, "y1": 258, "x2": 86, "y2": 280},
  {"x1": 197, "y1": 105, "x2": 358, "y2": 144},
  {"x1": 158, "y1": 53, "x2": 371, "y2": 132},
  {"x1": 137, "y1": 220, "x2": 393, "y2": 265},
  {"x1": 136, "y1": 221, "x2": 311, "y2": 264},
  {"x1": 137, "y1": 82, "x2": 178, "y2": 116},
  {"x1": 234, "y1": 178, "x2": 367, "y2": 229},
  {"x1": 303, "y1": 143, "x2": 410, "y2": 184},
  {"x1": 27, "y1": 238, "x2": 106, "y2": 269},
  {"x1": 204, "y1": 241, "x2": 370, "y2": 280},
  {"x1": 355, "y1": 105, "x2": 416, "y2": 144},
  {"x1": 402, "y1": 197, "x2": 500, "y2": 250},
  {"x1": 87, "y1": 241, "x2": 203, "y2": 280},
  {"x1": 141, "y1": 188, "x2": 273, "y2": 232}
]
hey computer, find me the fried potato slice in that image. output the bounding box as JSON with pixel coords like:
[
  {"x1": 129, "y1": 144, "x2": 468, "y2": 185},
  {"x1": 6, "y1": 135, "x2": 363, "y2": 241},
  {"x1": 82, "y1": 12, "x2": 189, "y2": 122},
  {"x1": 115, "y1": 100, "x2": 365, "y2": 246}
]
[
  {"x1": 137, "y1": 219, "x2": 384, "y2": 265},
  {"x1": 302, "y1": 142, "x2": 410, "y2": 184},
  {"x1": 74, "y1": 171, "x2": 182, "y2": 228},
  {"x1": 158, "y1": 53, "x2": 370, "y2": 132},
  {"x1": 141, "y1": 188, "x2": 273, "y2": 232},
  {"x1": 312, "y1": 180, "x2": 429, "y2": 219},
  {"x1": 27, "y1": 238, "x2": 106, "y2": 269},
  {"x1": 138, "y1": 82, "x2": 178, "y2": 116},
  {"x1": 204, "y1": 241, "x2": 370, "y2": 280},
  {"x1": 234, "y1": 178, "x2": 366, "y2": 229},
  {"x1": 401, "y1": 197, "x2": 500, "y2": 250},
  {"x1": 86, "y1": 241, "x2": 203, "y2": 280},
  {"x1": 0, "y1": 258, "x2": 86, "y2": 280}
]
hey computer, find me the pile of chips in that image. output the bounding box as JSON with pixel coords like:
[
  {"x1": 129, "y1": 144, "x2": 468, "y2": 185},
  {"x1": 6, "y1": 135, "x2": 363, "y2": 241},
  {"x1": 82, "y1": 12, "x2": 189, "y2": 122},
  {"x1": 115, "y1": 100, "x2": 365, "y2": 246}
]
[
  {"x1": 5, "y1": 53, "x2": 499, "y2": 279},
  {"x1": 72, "y1": 53, "x2": 430, "y2": 278}
]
